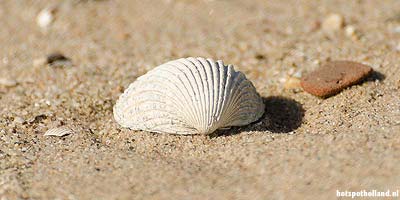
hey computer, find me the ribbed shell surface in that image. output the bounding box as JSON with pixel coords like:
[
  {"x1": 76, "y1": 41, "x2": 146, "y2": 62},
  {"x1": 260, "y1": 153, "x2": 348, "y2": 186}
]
[{"x1": 113, "y1": 57, "x2": 265, "y2": 135}]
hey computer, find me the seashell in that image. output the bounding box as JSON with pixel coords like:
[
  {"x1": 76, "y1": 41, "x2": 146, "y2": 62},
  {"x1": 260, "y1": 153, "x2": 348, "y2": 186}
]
[
  {"x1": 114, "y1": 57, "x2": 265, "y2": 135},
  {"x1": 44, "y1": 126, "x2": 73, "y2": 137}
]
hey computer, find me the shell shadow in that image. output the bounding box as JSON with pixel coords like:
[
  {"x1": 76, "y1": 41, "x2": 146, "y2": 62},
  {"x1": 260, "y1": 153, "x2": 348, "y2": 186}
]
[{"x1": 211, "y1": 96, "x2": 305, "y2": 137}]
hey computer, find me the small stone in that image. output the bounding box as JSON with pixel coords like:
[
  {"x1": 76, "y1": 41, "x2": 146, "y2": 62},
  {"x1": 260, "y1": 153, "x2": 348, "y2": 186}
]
[
  {"x1": 33, "y1": 57, "x2": 47, "y2": 67},
  {"x1": 301, "y1": 61, "x2": 373, "y2": 97},
  {"x1": 2, "y1": 57, "x2": 9, "y2": 64},
  {"x1": 322, "y1": 14, "x2": 344, "y2": 32},
  {"x1": 393, "y1": 26, "x2": 400, "y2": 34},
  {"x1": 29, "y1": 114, "x2": 47, "y2": 124},
  {"x1": 36, "y1": 7, "x2": 56, "y2": 29},
  {"x1": 345, "y1": 25, "x2": 359, "y2": 40},
  {"x1": 345, "y1": 25, "x2": 356, "y2": 36},
  {"x1": 395, "y1": 43, "x2": 400, "y2": 52},
  {"x1": 13, "y1": 117, "x2": 25, "y2": 124},
  {"x1": 0, "y1": 78, "x2": 17, "y2": 87},
  {"x1": 309, "y1": 20, "x2": 321, "y2": 32},
  {"x1": 284, "y1": 77, "x2": 301, "y2": 90},
  {"x1": 293, "y1": 71, "x2": 302, "y2": 78}
]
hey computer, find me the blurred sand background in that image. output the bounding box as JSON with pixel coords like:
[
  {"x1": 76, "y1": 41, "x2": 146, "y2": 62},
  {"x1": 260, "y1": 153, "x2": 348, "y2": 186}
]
[{"x1": 1, "y1": 0, "x2": 400, "y2": 199}]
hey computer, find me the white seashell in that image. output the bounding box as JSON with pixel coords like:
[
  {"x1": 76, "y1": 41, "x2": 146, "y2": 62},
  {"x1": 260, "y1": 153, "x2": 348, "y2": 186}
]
[
  {"x1": 44, "y1": 126, "x2": 73, "y2": 137},
  {"x1": 114, "y1": 57, "x2": 265, "y2": 135}
]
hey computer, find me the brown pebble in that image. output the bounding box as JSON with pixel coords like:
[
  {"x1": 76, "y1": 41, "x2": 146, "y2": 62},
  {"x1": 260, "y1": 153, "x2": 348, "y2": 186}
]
[{"x1": 301, "y1": 61, "x2": 373, "y2": 97}]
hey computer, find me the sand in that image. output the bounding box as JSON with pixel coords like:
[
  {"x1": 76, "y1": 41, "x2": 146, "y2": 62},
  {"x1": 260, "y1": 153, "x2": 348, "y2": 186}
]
[{"x1": 1, "y1": 0, "x2": 400, "y2": 199}]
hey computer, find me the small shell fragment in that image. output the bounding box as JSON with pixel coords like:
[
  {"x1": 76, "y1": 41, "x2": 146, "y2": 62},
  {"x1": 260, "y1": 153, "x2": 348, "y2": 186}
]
[{"x1": 44, "y1": 126, "x2": 73, "y2": 137}]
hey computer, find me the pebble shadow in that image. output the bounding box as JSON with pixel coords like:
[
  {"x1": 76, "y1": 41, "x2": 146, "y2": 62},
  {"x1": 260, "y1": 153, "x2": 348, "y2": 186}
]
[
  {"x1": 212, "y1": 96, "x2": 305, "y2": 137},
  {"x1": 365, "y1": 70, "x2": 385, "y2": 82}
]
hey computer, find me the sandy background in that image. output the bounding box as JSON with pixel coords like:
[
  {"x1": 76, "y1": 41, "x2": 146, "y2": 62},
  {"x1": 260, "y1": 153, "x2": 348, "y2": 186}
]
[{"x1": 1, "y1": 0, "x2": 400, "y2": 199}]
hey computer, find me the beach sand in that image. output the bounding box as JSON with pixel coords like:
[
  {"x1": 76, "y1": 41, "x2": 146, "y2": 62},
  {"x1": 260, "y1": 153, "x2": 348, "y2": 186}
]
[{"x1": 1, "y1": 0, "x2": 400, "y2": 199}]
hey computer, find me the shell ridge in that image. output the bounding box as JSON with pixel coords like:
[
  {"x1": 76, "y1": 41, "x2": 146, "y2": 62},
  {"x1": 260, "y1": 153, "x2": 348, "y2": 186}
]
[
  {"x1": 181, "y1": 58, "x2": 206, "y2": 133},
  {"x1": 215, "y1": 60, "x2": 226, "y2": 123},
  {"x1": 140, "y1": 114, "x2": 184, "y2": 126},
  {"x1": 200, "y1": 58, "x2": 215, "y2": 128},
  {"x1": 227, "y1": 81, "x2": 253, "y2": 107},
  {"x1": 115, "y1": 74, "x2": 186, "y2": 129},
  {"x1": 206, "y1": 58, "x2": 219, "y2": 126},
  {"x1": 217, "y1": 83, "x2": 252, "y2": 120},
  {"x1": 114, "y1": 81, "x2": 141, "y2": 116},
  {"x1": 226, "y1": 73, "x2": 246, "y2": 102},
  {"x1": 220, "y1": 78, "x2": 255, "y2": 118},
  {"x1": 217, "y1": 63, "x2": 234, "y2": 127},
  {"x1": 127, "y1": 80, "x2": 184, "y2": 114},
  {"x1": 218, "y1": 70, "x2": 245, "y2": 126},
  {"x1": 140, "y1": 114, "x2": 183, "y2": 131},
  {"x1": 164, "y1": 62, "x2": 201, "y2": 127},
  {"x1": 193, "y1": 57, "x2": 212, "y2": 132},
  {"x1": 228, "y1": 87, "x2": 264, "y2": 120},
  {"x1": 187, "y1": 58, "x2": 208, "y2": 132},
  {"x1": 175, "y1": 59, "x2": 204, "y2": 133},
  {"x1": 157, "y1": 64, "x2": 200, "y2": 126},
  {"x1": 225, "y1": 105, "x2": 264, "y2": 126},
  {"x1": 223, "y1": 98, "x2": 264, "y2": 124}
]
